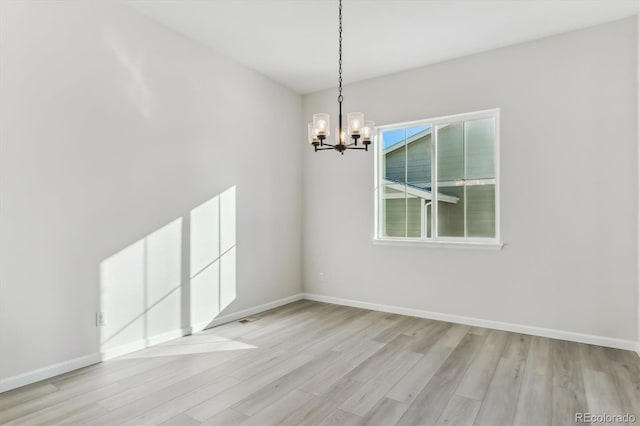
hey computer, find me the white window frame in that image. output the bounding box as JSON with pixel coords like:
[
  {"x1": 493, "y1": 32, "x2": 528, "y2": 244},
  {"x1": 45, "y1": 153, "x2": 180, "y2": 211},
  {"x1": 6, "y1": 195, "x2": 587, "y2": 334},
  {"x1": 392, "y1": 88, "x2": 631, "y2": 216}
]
[{"x1": 373, "y1": 108, "x2": 502, "y2": 249}]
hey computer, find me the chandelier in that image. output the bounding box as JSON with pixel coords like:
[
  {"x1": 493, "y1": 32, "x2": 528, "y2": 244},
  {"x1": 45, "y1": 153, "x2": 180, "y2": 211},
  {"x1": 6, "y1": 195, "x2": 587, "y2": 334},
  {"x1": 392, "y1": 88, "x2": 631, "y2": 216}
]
[{"x1": 307, "y1": 0, "x2": 373, "y2": 155}]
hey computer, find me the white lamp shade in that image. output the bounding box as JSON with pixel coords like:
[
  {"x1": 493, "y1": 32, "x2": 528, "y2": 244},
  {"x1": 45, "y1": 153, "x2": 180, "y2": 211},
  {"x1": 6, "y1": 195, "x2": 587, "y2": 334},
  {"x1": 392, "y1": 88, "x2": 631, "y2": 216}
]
[
  {"x1": 335, "y1": 127, "x2": 346, "y2": 145},
  {"x1": 347, "y1": 112, "x2": 364, "y2": 136},
  {"x1": 313, "y1": 113, "x2": 330, "y2": 136},
  {"x1": 362, "y1": 121, "x2": 375, "y2": 140},
  {"x1": 307, "y1": 123, "x2": 319, "y2": 144}
]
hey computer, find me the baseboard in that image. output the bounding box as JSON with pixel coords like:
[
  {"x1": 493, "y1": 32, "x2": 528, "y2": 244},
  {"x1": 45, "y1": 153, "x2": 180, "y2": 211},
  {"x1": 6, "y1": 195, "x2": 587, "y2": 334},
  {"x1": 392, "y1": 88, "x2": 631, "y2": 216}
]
[
  {"x1": 303, "y1": 293, "x2": 638, "y2": 352},
  {"x1": 4, "y1": 291, "x2": 631, "y2": 394},
  {"x1": 0, "y1": 353, "x2": 101, "y2": 394},
  {"x1": 0, "y1": 293, "x2": 305, "y2": 394},
  {"x1": 105, "y1": 293, "x2": 306, "y2": 358},
  {"x1": 191, "y1": 293, "x2": 305, "y2": 333}
]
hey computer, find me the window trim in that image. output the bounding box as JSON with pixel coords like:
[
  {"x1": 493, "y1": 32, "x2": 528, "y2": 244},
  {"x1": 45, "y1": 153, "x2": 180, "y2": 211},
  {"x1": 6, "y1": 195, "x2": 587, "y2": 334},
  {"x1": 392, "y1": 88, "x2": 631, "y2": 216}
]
[{"x1": 373, "y1": 108, "x2": 501, "y2": 247}]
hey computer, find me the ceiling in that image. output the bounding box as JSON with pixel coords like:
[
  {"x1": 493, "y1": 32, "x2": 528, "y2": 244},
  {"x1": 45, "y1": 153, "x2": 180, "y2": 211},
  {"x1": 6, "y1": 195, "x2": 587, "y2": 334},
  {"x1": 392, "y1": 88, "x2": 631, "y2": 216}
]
[{"x1": 126, "y1": 0, "x2": 638, "y2": 94}]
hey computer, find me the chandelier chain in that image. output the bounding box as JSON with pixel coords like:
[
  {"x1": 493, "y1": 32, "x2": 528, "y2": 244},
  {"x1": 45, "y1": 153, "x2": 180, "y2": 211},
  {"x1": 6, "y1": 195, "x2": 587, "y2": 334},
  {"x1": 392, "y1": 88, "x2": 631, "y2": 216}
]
[
  {"x1": 338, "y1": 0, "x2": 343, "y2": 103},
  {"x1": 309, "y1": 0, "x2": 371, "y2": 154}
]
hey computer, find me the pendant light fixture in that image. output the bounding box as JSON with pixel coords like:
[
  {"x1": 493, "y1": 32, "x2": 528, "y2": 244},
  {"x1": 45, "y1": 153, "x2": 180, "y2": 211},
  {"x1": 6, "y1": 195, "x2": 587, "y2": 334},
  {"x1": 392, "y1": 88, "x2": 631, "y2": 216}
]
[{"x1": 307, "y1": 0, "x2": 373, "y2": 155}]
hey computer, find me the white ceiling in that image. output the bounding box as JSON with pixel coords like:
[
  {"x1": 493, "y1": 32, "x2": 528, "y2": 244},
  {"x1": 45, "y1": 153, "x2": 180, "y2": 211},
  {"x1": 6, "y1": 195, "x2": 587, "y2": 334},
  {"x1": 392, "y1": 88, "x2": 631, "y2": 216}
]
[{"x1": 126, "y1": 0, "x2": 638, "y2": 94}]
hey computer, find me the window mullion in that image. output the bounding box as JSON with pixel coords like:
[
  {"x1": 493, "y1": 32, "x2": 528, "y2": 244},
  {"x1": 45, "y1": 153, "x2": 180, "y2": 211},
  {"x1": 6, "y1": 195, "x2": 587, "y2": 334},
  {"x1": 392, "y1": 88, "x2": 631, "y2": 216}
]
[
  {"x1": 463, "y1": 121, "x2": 467, "y2": 238},
  {"x1": 404, "y1": 128, "x2": 408, "y2": 238},
  {"x1": 420, "y1": 200, "x2": 426, "y2": 239},
  {"x1": 377, "y1": 130, "x2": 383, "y2": 238},
  {"x1": 432, "y1": 125, "x2": 438, "y2": 241}
]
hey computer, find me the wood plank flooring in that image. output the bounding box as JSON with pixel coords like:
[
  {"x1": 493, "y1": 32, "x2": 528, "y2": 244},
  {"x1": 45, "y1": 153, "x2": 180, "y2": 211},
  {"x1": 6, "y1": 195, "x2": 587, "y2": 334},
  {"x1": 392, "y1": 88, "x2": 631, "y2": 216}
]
[{"x1": 1, "y1": 300, "x2": 638, "y2": 425}]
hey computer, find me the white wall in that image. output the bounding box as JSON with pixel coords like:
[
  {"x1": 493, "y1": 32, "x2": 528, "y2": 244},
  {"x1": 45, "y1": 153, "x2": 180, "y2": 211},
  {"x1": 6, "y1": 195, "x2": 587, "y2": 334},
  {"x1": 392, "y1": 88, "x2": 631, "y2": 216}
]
[
  {"x1": 0, "y1": 1, "x2": 303, "y2": 383},
  {"x1": 303, "y1": 18, "x2": 638, "y2": 344}
]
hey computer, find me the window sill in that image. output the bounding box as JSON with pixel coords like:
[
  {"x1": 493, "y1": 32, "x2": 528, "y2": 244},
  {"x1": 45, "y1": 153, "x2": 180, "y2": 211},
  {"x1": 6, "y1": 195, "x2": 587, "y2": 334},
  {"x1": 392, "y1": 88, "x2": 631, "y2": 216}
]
[{"x1": 373, "y1": 238, "x2": 504, "y2": 250}]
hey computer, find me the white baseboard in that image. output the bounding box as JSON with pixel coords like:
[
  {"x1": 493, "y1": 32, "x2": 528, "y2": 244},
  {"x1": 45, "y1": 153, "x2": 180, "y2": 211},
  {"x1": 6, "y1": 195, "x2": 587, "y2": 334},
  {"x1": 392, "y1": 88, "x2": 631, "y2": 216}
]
[
  {"x1": 0, "y1": 293, "x2": 305, "y2": 394},
  {"x1": 303, "y1": 293, "x2": 639, "y2": 352},
  {"x1": 0, "y1": 353, "x2": 101, "y2": 394},
  {"x1": 105, "y1": 294, "x2": 306, "y2": 358},
  {"x1": 191, "y1": 293, "x2": 305, "y2": 333},
  {"x1": 4, "y1": 291, "x2": 633, "y2": 394}
]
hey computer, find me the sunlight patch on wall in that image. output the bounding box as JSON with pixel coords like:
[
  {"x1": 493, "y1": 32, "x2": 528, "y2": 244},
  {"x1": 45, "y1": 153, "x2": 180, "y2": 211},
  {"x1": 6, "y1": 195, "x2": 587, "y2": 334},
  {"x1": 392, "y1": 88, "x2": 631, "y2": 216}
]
[
  {"x1": 220, "y1": 246, "x2": 236, "y2": 312},
  {"x1": 145, "y1": 219, "x2": 182, "y2": 337},
  {"x1": 190, "y1": 195, "x2": 221, "y2": 323},
  {"x1": 99, "y1": 186, "x2": 238, "y2": 357},
  {"x1": 100, "y1": 218, "x2": 182, "y2": 353},
  {"x1": 190, "y1": 186, "x2": 237, "y2": 331}
]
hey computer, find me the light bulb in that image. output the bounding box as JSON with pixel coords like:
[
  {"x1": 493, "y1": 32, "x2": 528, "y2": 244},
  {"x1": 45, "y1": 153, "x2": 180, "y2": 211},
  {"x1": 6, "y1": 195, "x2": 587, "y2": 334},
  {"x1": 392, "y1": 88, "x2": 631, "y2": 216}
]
[
  {"x1": 347, "y1": 112, "x2": 364, "y2": 136},
  {"x1": 313, "y1": 113, "x2": 330, "y2": 137},
  {"x1": 362, "y1": 121, "x2": 375, "y2": 142},
  {"x1": 308, "y1": 123, "x2": 319, "y2": 144}
]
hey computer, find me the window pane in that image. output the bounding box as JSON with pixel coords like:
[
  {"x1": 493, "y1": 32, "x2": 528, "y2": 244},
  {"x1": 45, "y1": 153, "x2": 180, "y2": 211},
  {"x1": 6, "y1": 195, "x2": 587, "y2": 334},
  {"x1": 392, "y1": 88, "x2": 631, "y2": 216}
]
[
  {"x1": 406, "y1": 125, "x2": 432, "y2": 186},
  {"x1": 382, "y1": 128, "x2": 407, "y2": 237},
  {"x1": 437, "y1": 185, "x2": 464, "y2": 237},
  {"x1": 437, "y1": 122, "x2": 464, "y2": 182},
  {"x1": 382, "y1": 126, "x2": 433, "y2": 239},
  {"x1": 437, "y1": 123, "x2": 464, "y2": 237},
  {"x1": 436, "y1": 119, "x2": 496, "y2": 239},
  {"x1": 464, "y1": 118, "x2": 496, "y2": 238},
  {"x1": 382, "y1": 184, "x2": 406, "y2": 237},
  {"x1": 405, "y1": 125, "x2": 432, "y2": 238},
  {"x1": 465, "y1": 118, "x2": 495, "y2": 180},
  {"x1": 466, "y1": 184, "x2": 495, "y2": 237},
  {"x1": 382, "y1": 128, "x2": 406, "y2": 183},
  {"x1": 406, "y1": 197, "x2": 422, "y2": 238}
]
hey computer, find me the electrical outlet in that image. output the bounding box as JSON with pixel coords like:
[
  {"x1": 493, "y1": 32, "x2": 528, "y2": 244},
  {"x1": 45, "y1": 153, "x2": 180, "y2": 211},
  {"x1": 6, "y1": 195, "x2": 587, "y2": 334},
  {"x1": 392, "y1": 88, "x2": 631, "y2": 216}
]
[
  {"x1": 96, "y1": 311, "x2": 105, "y2": 327},
  {"x1": 318, "y1": 272, "x2": 325, "y2": 282}
]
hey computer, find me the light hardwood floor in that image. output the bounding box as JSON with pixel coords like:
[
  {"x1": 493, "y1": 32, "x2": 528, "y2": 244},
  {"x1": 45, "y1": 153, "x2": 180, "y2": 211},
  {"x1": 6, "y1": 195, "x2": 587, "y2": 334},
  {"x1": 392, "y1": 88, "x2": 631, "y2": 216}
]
[{"x1": 1, "y1": 300, "x2": 638, "y2": 425}]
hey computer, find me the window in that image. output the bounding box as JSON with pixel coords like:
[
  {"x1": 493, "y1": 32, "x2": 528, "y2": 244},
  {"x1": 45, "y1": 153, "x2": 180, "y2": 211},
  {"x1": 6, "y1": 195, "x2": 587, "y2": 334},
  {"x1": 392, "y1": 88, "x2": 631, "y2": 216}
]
[{"x1": 375, "y1": 109, "x2": 500, "y2": 246}]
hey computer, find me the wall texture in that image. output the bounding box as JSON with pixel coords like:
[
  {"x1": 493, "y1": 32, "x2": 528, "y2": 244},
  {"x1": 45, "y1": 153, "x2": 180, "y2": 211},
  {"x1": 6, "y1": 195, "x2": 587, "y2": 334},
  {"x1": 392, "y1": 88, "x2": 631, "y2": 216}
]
[
  {"x1": 0, "y1": 1, "x2": 303, "y2": 382},
  {"x1": 303, "y1": 18, "x2": 638, "y2": 343}
]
